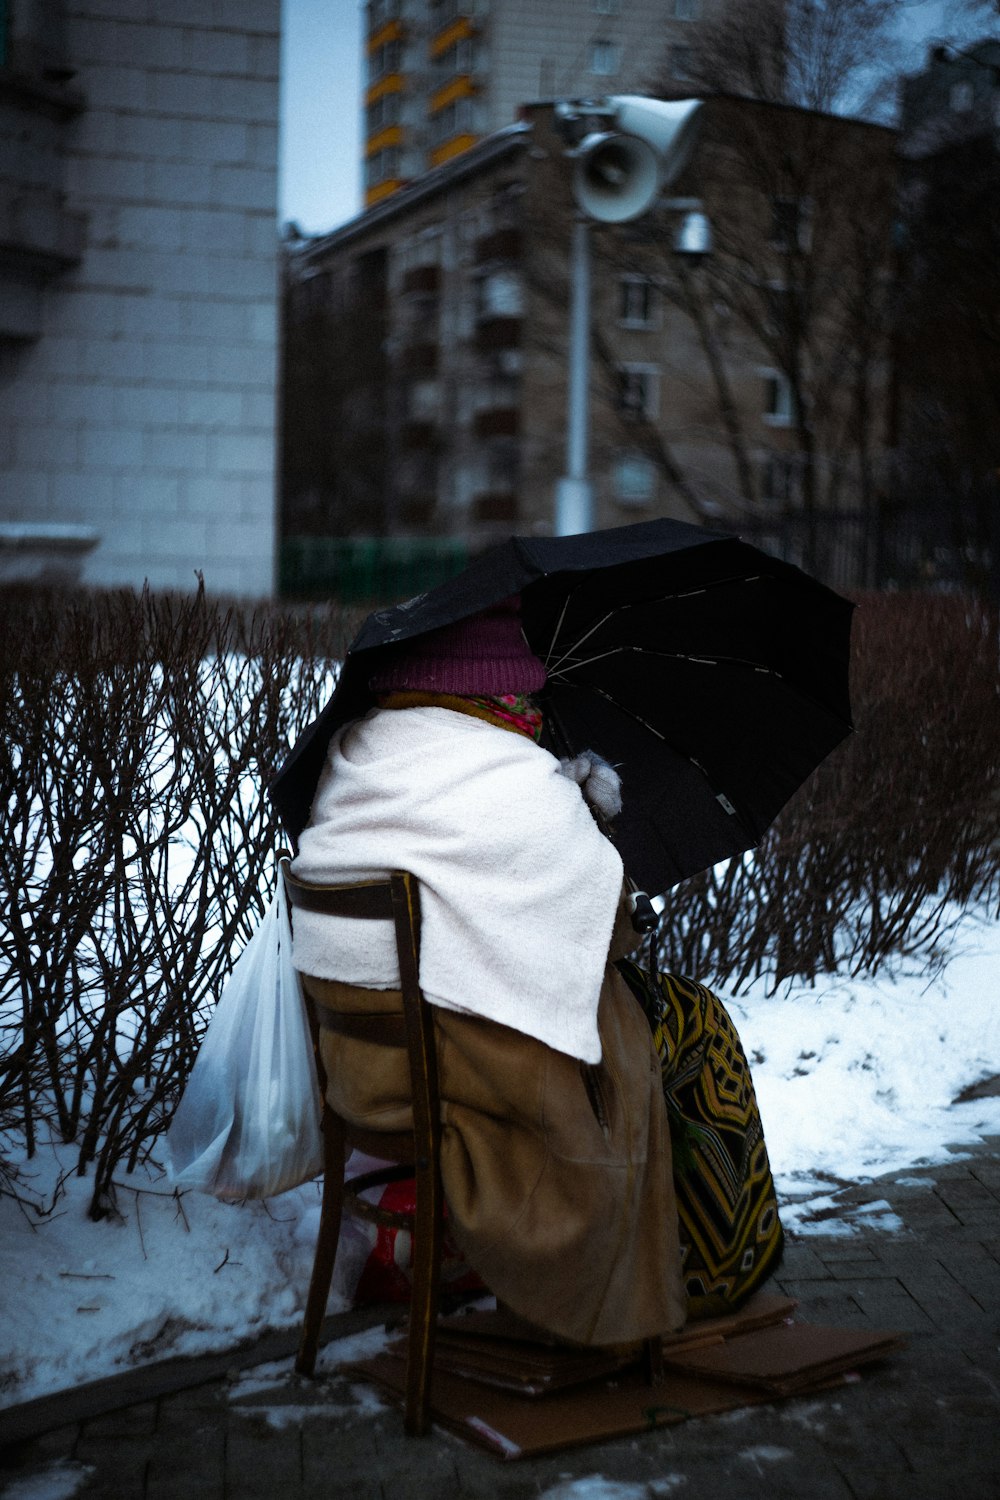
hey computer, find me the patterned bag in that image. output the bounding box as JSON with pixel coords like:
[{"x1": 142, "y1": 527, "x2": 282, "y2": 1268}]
[{"x1": 617, "y1": 961, "x2": 784, "y2": 1320}]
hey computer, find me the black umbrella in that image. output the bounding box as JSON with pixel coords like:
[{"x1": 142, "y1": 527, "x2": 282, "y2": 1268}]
[{"x1": 270, "y1": 518, "x2": 854, "y2": 897}]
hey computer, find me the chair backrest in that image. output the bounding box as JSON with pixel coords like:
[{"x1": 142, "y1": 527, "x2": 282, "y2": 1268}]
[{"x1": 279, "y1": 858, "x2": 440, "y2": 1165}]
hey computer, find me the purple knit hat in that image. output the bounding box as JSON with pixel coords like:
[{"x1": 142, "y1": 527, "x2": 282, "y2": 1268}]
[{"x1": 369, "y1": 595, "x2": 547, "y2": 697}]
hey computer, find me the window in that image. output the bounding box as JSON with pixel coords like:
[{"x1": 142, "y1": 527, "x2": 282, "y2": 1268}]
[
  {"x1": 458, "y1": 207, "x2": 485, "y2": 249},
  {"x1": 617, "y1": 364, "x2": 660, "y2": 421},
  {"x1": 669, "y1": 44, "x2": 696, "y2": 80},
  {"x1": 673, "y1": 0, "x2": 700, "y2": 17},
  {"x1": 760, "y1": 452, "x2": 800, "y2": 506},
  {"x1": 368, "y1": 38, "x2": 401, "y2": 81},
  {"x1": 762, "y1": 370, "x2": 794, "y2": 426},
  {"x1": 366, "y1": 91, "x2": 402, "y2": 133},
  {"x1": 433, "y1": 37, "x2": 479, "y2": 77},
  {"x1": 487, "y1": 438, "x2": 519, "y2": 490},
  {"x1": 365, "y1": 146, "x2": 401, "y2": 187},
  {"x1": 407, "y1": 380, "x2": 441, "y2": 421},
  {"x1": 618, "y1": 276, "x2": 655, "y2": 327},
  {"x1": 476, "y1": 269, "x2": 523, "y2": 319},
  {"x1": 588, "y1": 38, "x2": 621, "y2": 75},
  {"x1": 770, "y1": 197, "x2": 812, "y2": 254},
  {"x1": 487, "y1": 179, "x2": 524, "y2": 232},
  {"x1": 949, "y1": 79, "x2": 975, "y2": 113},
  {"x1": 430, "y1": 0, "x2": 472, "y2": 24},
  {"x1": 613, "y1": 451, "x2": 657, "y2": 506},
  {"x1": 368, "y1": 0, "x2": 401, "y2": 27},
  {"x1": 765, "y1": 282, "x2": 794, "y2": 334},
  {"x1": 397, "y1": 227, "x2": 442, "y2": 275},
  {"x1": 429, "y1": 95, "x2": 480, "y2": 145},
  {"x1": 474, "y1": 373, "x2": 520, "y2": 412}
]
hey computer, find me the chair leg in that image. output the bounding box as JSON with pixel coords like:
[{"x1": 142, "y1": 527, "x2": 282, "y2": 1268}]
[
  {"x1": 404, "y1": 1153, "x2": 444, "y2": 1435},
  {"x1": 296, "y1": 1106, "x2": 346, "y2": 1377},
  {"x1": 642, "y1": 1334, "x2": 665, "y2": 1385}
]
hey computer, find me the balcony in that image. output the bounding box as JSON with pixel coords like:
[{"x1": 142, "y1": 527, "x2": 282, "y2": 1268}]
[
  {"x1": 475, "y1": 317, "x2": 521, "y2": 353},
  {"x1": 0, "y1": 91, "x2": 88, "y2": 338},
  {"x1": 475, "y1": 228, "x2": 522, "y2": 265},
  {"x1": 473, "y1": 406, "x2": 519, "y2": 439},
  {"x1": 429, "y1": 13, "x2": 480, "y2": 59},
  {"x1": 0, "y1": 182, "x2": 86, "y2": 273},
  {"x1": 401, "y1": 419, "x2": 439, "y2": 450},
  {"x1": 0, "y1": 523, "x2": 98, "y2": 584},
  {"x1": 397, "y1": 494, "x2": 438, "y2": 528},
  {"x1": 399, "y1": 341, "x2": 438, "y2": 376},
  {"x1": 401, "y1": 264, "x2": 440, "y2": 295},
  {"x1": 472, "y1": 491, "x2": 518, "y2": 524}
]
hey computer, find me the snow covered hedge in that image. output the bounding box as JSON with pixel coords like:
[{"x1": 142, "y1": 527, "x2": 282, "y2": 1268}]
[
  {"x1": 1, "y1": 584, "x2": 997, "y2": 1221},
  {"x1": 657, "y1": 591, "x2": 1000, "y2": 988},
  {"x1": 0, "y1": 583, "x2": 349, "y2": 1219}
]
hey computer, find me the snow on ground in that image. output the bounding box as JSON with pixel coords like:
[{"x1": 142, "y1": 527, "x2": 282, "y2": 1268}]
[
  {"x1": 0, "y1": 1158, "x2": 327, "y2": 1410},
  {"x1": 727, "y1": 906, "x2": 1000, "y2": 1232},
  {"x1": 537, "y1": 1479, "x2": 655, "y2": 1500},
  {"x1": 0, "y1": 1461, "x2": 94, "y2": 1500},
  {"x1": 2, "y1": 907, "x2": 999, "y2": 1411},
  {"x1": 537, "y1": 1478, "x2": 687, "y2": 1499}
]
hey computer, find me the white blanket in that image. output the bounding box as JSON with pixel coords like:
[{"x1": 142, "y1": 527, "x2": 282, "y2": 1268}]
[{"x1": 290, "y1": 706, "x2": 624, "y2": 1063}]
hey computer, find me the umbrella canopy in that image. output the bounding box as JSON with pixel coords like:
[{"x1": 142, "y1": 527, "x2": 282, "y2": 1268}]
[{"x1": 270, "y1": 518, "x2": 854, "y2": 896}]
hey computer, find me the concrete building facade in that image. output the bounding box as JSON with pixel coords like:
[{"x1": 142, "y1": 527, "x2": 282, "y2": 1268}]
[
  {"x1": 363, "y1": 0, "x2": 724, "y2": 207},
  {"x1": 0, "y1": 0, "x2": 281, "y2": 595}
]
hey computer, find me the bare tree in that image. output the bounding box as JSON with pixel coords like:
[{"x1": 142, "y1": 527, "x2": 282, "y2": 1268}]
[
  {"x1": 574, "y1": 90, "x2": 896, "y2": 579},
  {"x1": 892, "y1": 35, "x2": 1000, "y2": 594},
  {"x1": 280, "y1": 247, "x2": 392, "y2": 541},
  {"x1": 673, "y1": 0, "x2": 908, "y2": 116}
]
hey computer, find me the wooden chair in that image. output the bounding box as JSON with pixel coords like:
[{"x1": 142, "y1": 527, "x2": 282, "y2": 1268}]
[{"x1": 281, "y1": 858, "x2": 443, "y2": 1436}]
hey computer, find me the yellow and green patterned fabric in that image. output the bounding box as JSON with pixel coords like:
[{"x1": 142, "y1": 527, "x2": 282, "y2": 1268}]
[{"x1": 617, "y1": 961, "x2": 784, "y2": 1320}]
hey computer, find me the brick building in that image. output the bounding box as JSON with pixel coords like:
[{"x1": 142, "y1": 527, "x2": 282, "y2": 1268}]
[
  {"x1": 0, "y1": 0, "x2": 281, "y2": 594},
  {"x1": 891, "y1": 40, "x2": 1000, "y2": 594},
  {"x1": 283, "y1": 95, "x2": 897, "y2": 591}
]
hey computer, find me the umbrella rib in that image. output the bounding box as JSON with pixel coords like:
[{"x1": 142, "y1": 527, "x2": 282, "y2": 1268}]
[
  {"x1": 587, "y1": 687, "x2": 754, "y2": 834},
  {"x1": 543, "y1": 590, "x2": 575, "y2": 667},
  {"x1": 548, "y1": 644, "x2": 786, "y2": 681},
  {"x1": 545, "y1": 609, "x2": 617, "y2": 675},
  {"x1": 543, "y1": 573, "x2": 769, "y2": 676},
  {"x1": 552, "y1": 644, "x2": 850, "y2": 725}
]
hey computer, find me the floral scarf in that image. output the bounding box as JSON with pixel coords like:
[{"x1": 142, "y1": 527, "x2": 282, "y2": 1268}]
[{"x1": 377, "y1": 691, "x2": 543, "y2": 742}]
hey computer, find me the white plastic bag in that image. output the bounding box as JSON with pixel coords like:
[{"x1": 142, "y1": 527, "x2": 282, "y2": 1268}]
[{"x1": 166, "y1": 879, "x2": 323, "y2": 1200}]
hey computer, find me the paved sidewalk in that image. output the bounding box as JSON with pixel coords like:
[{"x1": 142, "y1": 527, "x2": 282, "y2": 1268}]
[{"x1": 2, "y1": 1141, "x2": 999, "y2": 1500}]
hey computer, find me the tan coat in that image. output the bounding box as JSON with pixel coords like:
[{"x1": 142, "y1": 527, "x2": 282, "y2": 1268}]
[{"x1": 303, "y1": 898, "x2": 685, "y2": 1347}]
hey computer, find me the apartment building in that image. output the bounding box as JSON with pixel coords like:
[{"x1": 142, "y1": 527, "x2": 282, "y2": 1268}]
[
  {"x1": 891, "y1": 39, "x2": 1000, "y2": 591},
  {"x1": 283, "y1": 96, "x2": 897, "y2": 590},
  {"x1": 362, "y1": 0, "x2": 724, "y2": 207},
  {"x1": 0, "y1": 0, "x2": 281, "y2": 595}
]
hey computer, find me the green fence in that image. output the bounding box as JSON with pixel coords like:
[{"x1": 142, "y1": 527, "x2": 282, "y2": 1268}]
[{"x1": 280, "y1": 535, "x2": 469, "y2": 604}]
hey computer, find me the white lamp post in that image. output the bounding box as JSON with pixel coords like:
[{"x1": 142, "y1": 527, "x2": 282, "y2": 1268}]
[{"x1": 552, "y1": 97, "x2": 706, "y2": 537}]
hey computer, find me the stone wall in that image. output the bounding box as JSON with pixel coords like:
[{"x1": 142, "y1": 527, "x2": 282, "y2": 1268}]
[{"x1": 0, "y1": 0, "x2": 281, "y2": 596}]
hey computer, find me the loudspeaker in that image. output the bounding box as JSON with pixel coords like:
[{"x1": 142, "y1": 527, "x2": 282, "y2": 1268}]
[
  {"x1": 571, "y1": 97, "x2": 703, "y2": 224},
  {"x1": 572, "y1": 131, "x2": 660, "y2": 223}
]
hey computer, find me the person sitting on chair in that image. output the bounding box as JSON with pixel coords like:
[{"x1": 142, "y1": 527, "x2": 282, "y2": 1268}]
[{"x1": 290, "y1": 596, "x2": 782, "y2": 1342}]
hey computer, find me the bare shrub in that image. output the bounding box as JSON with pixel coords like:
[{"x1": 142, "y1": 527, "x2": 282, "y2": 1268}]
[
  {"x1": 657, "y1": 592, "x2": 1000, "y2": 989},
  {"x1": 0, "y1": 583, "x2": 350, "y2": 1218},
  {"x1": 1, "y1": 586, "x2": 995, "y2": 1221}
]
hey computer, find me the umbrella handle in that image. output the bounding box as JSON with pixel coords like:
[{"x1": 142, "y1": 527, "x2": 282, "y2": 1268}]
[
  {"x1": 627, "y1": 890, "x2": 658, "y2": 934},
  {"x1": 587, "y1": 790, "x2": 658, "y2": 935}
]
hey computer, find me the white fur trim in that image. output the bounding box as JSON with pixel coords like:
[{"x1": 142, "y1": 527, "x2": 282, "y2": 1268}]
[{"x1": 558, "y1": 750, "x2": 623, "y2": 820}]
